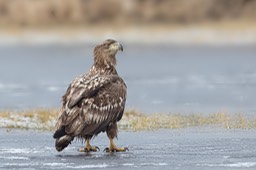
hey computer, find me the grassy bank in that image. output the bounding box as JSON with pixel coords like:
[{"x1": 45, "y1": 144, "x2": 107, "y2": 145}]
[{"x1": 0, "y1": 109, "x2": 256, "y2": 131}]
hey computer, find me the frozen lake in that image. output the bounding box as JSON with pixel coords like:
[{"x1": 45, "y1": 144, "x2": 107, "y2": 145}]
[
  {"x1": 0, "y1": 128, "x2": 256, "y2": 169},
  {"x1": 0, "y1": 44, "x2": 256, "y2": 113}
]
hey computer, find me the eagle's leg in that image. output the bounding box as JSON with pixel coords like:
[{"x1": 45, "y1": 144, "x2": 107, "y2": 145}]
[
  {"x1": 79, "y1": 138, "x2": 100, "y2": 152},
  {"x1": 104, "y1": 138, "x2": 128, "y2": 152},
  {"x1": 104, "y1": 123, "x2": 128, "y2": 152}
]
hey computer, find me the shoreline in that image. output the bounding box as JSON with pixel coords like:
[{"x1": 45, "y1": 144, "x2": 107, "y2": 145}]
[
  {"x1": 1, "y1": 109, "x2": 255, "y2": 131},
  {"x1": 0, "y1": 23, "x2": 256, "y2": 45}
]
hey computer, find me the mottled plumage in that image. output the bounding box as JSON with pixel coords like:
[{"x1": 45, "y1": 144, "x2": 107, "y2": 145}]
[{"x1": 53, "y1": 39, "x2": 127, "y2": 152}]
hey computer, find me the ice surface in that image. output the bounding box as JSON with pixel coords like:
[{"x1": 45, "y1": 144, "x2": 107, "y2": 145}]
[{"x1": 0, "y1": 128, "x2": 256, "y2": 169}]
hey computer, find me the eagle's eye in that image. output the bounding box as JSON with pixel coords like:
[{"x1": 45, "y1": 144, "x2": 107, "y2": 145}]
[
  {"x1": 106, "y1": 43, "x2": 114, "y2": 50},
  {"x1": 104, "y1": 43, "x2": 110, "y2": 49}
]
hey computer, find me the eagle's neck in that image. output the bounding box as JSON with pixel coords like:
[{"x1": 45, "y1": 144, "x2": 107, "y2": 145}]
[
  {"x1": 93, "y1": 53, "x2": 117, "y2": 75},
  {"x1": 91, "y1": 65, "x2": 117, "y2": 75}
]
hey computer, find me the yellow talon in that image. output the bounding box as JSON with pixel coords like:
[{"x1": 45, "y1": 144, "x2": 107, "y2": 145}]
[
  {"x1": 104, "y1": 147, "x2": 128, "y2": 152},
  {"x1": 78, "y1": 139, "x2": 100, "y2": 152},
  {"x1": 104, "y1": 138, "x2": 128, "y2": 152}
]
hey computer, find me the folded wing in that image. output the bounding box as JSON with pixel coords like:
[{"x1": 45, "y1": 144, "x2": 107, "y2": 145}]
[{"x1": 54, "y1": 74, "x2": 126, "y2": 138}]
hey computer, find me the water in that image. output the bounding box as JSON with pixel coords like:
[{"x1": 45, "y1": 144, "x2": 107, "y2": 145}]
[
  {"x1": 0, "y1": 128, "x2": 256, "y2": 170},
  {"x1": 0, "y1": 44, "x2": 256, "y2": 114}
]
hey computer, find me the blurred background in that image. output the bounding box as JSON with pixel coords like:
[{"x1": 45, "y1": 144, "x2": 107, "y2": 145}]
[
  {"x1": 0, "y1": 0, "x2": 256, "y2": 114},
  {"x1": 1, "y1": 0, "x2": 256, "y2": 26}
]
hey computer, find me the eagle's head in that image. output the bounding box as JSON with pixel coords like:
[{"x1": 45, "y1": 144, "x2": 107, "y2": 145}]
[{"x1": 94, "y1": 39, "x2": 123, "y2": 68}]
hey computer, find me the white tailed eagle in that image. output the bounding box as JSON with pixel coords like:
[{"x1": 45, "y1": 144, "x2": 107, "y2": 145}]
[{"x1": 53, "y1": 39, "x2": 127, "y2": 152}]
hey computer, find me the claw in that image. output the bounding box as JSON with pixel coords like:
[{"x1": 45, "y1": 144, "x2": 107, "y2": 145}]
[
  {"x1": 103, "y1": 147, "x2": 110, "y2": 152},
  {"x1": 104, "y1": 147, "x2": 128, "y2": 152},
  {"x1": 79, "y1": 146, "x2": 100, "y2": 152},
  {"x1": 95, "y1": 146, "x2": 100, "y2": 151}
]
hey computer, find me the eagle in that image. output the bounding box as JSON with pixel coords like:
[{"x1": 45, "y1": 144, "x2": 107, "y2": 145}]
[{"x1": 53, "y1": 39, "x2": 127, "y2": 152}]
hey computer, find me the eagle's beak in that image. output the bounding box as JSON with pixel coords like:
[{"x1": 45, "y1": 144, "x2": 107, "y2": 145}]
[{"x1": 117, "y1": 42, "x2": 123, "y2": 52}]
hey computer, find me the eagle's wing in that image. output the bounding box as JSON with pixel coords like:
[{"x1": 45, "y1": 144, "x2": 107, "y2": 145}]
[
  {"x1": 64, "y1": 74, "x2": 119, "y2": 109},
  {"x1": 77, "y1": 78, "x2": 127, "y2": 135},
  {"x1": 55, "y1": 74, "x2": 126, "y2": 137}
]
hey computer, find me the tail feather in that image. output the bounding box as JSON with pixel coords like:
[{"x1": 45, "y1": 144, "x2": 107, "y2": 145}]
[
  {"x1": 53, "y1": 126, "x2": 74, "y2": 152},
  {"x1": 55, "y1": 135, "x2": 74, "y2": 152},
  {"x1": 53, "y1": 126, "x2": 66, "y2": 139}
]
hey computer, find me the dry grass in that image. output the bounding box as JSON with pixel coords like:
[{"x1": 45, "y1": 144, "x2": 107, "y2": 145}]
[
  {"x1": 21, "y1": 108, "x2": 58, "y2": 123},
  {"x1": 0, "y1": 108, "x2": 59, "y2": 130},
  {"x1": 19, "y1": 108, "x2": 58, "y2": 124},
  {"x1": 0, "y1": 110, "x2": 11, "y2": 118},
  {"x1": 119, "y1": 110, "x2": 256, "y2": 131},
  {"x1": 0, "y1": 108, "x2": 255, "y2": 131}
]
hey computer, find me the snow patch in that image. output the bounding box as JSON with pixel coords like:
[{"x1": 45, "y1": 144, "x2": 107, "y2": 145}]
[
  {"x1": 140, "y1": 162, "x2": 168, "y2": 166},
  {"x1": 4, "y1": 163, "x2": 35, "y2": 167},
  {"x1": 198, "y1": 162, "x2": 256, "y2": 168},
  {"x1": 123, "y1": 163, "x2": 134, "y2": 166},
  {"x1": 0, "y1": 156, "x2": 29, "y2": 160},
  {"x1": 66, "y1": 163, "x2": 109, "y2": 169},
  {"x1": 43, "y1": 162, "x2": 71, "y2": 167},
  {"x1": 1, "y1": 148, "x2": 40, "y2": 154}
]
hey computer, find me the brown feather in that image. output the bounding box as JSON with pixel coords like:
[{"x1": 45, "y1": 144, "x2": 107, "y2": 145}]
[{"x1": 53, "y1": 39, "x2": 126, "y2": 151}]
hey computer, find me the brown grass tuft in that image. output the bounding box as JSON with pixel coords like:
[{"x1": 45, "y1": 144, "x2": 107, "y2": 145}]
[{"x1": 0, "y1": 111, "x2": 11, "y2": 118}]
